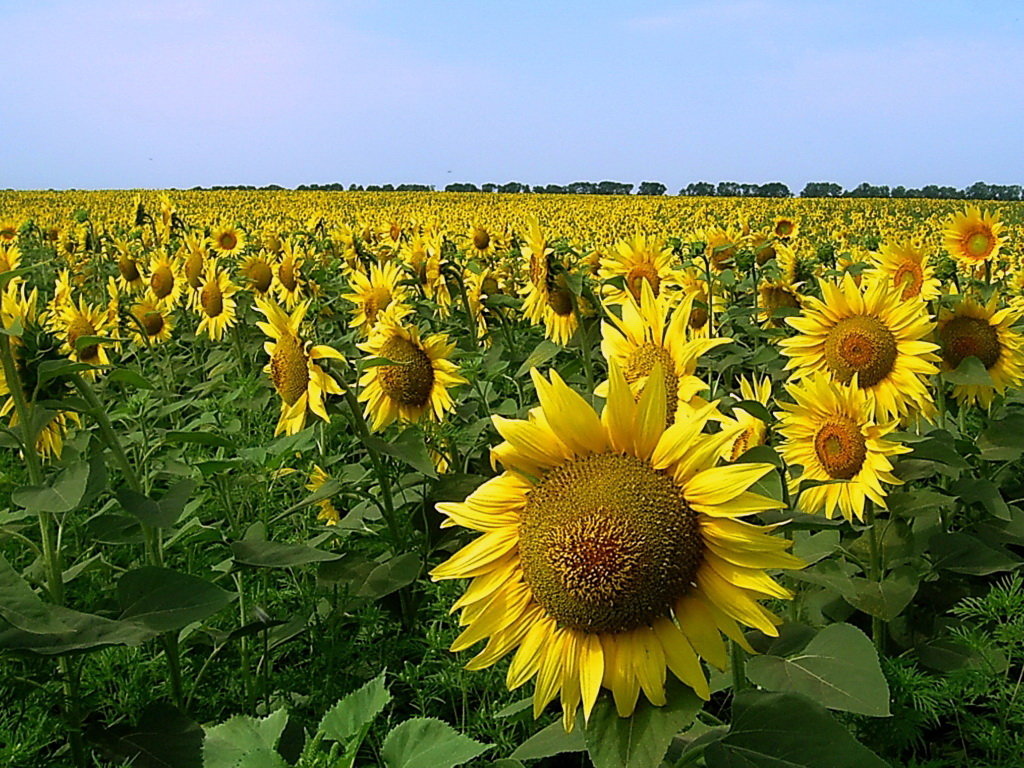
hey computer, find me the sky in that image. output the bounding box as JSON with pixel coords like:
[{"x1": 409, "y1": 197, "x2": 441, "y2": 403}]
[{"x1": 1, "y1": 0, "x2": 1022, "y2": 191}]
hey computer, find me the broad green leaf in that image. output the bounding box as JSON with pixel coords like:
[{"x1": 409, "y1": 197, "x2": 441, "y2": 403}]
[
  {"x1": 516, "y1": 339, "x2": 562, "y2": 377},
  {"x1": 118, "y1": 567, "x2": 235, "y2": 632},
  {"x1": 36, "y1": 358, "x2": 96, "y2": 385},
  {"x1": 92, "y1": 703, "x2": 203, "y2": 768},
  {"x1": 703, "y1": 691, "x2": 890, "y2": 768},
  {"x1": 364, "y1": 428, "x2": 437, "y2": 478},
  {"x1": 735, "y1": 444, "x2": 783, "y2": 467},
  {"x1": 510, "y1": 720, "x2": 585, "y2": 761},
  {"x1": 357, "y1": 553, "x2": 421, "y2": 598},
  {"x1": 733, "y1": 399, "x2": 773, "y2": 424},
  {"x1": 116, "y1": 479, "x2": 196, "y2": 528},
  {"x1": 951, "y1": 477, "x2": 1011, "y2": 521},
  {"x1": 930, "y1": 532, "x2": 1022, "y2": 575},
  {"x1": 843, "y1": 567, "x2": 918, "y2": 620},
  {"x1": 942, "y1": 355, "x2": 994, "y2": 386},
  {"x1": 12, "y1": 460, "x2": 91, "y2": 514},
  {"x1": 745, "y1": 623, "x2": 890, "y2": 716},
  {"x1": 0, "y1": 604, "x2": 154, "y2": 654},
  {"x1": 381, "y1": 718, "x2": 491, "y2": 768},
  {"x1": 203, "y1": 710, "x2": 288, "y2": 768},
  {"x1": 0, "y1": 554, "x2": 70, "y2": 633},
  {"x1": 319, "y1": 672, "x2": 391, "y2": 744},
  {"x1": 977, "y1": 413, "x2": 1024, "y2": 461},
  {"x1": 106, "y1": 367, "x2": 156, "y2": 390},
  {"x1": 584, "y1": 680, "x2": 703, "y2": 768},
  {"x1": 232, "y1": 539, "x2": 342, "y2": 568}
]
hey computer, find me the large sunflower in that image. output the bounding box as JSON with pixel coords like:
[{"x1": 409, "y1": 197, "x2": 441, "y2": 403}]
[
  {"x1": 936, "y1": 295, "x2": 1024, "y2": 408},
  {"x1": 195, "y1": 262, "x2": 240, "y2": 342},
  {"x1": 780, "y1": 274, "x2": 938, "y2": 421},
  {"x1": 255, "y1": 298, "x2": 345, "y2": 436},
  {"x1": 777, "y1": 375, "x2": 908, "y2": 521},
  {"x1": 942, "y1": 205, "x2": 1003, "y2": 267},
  {"x1": 357, "y1": 317, "x2": 466, "y2": 432},
  {"x1": 342, "y1": 260, "x2": 411, "y2": 336},
  {"x1": 870, "y1": 240, "x2": 940, "y2": 303},
  {"x1": 431, "y1": 364, "x2": 801, "y2": 730},
  {"x1": 146, "y1": 248, "x2": 185, "y2": 310},
  {"x1": 600, "y1": 282, "x2": 728, "y2": 423},
  {"x1": 598, "y1": 234, "x2": 678, "y2": 306}
]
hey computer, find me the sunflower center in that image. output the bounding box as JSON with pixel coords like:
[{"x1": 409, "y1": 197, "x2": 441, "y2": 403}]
[
  {"x1": 624, "y1": 342, "x2": 680, "y2": 421},
  {"x1": 761, "y1": 285, "x2": 800, "y2": 325},
  {"x1": 547, "y1": 288, "x2": 574, "y2": 316},
  {"x1": 823, "y1": 315, "x2": 897, "y2": 387},
  {"x1": 0, "y1": 227, "x2": 15, "y2": 242},
  {"x1": 201, "y1": 279, "x2": 224, "y2": 317},
  {"x1": 249, "y1": 260, "x2": 273, "y2": 293},
  {"x1": 626, "y1": 263, "x2": 661, "y2": 300},
  {"x1": 776, "y1": 220, "x2": 794, "y2": 237},
  {"x1": 139, "y1": 309, "x2": 165, "y2": 337},
  {"x1": 481, "y1": 276, "x2": 500, "y2": 295},
  {"x1": 118, "y1": 258, "x2": 140, "y2": 282},
  {"x1": 270, "y1": 335, "x2": 309, "y2": 405},
  {"x1": 939, "y1": 315, "x2": 1001, "y2": 370},
  {"x1": 364, "y1": 286, "x2": 392, "y2": 324},
  {"x1": 892, "y1": 262, "x2": 923, "y2": 300},
  {"x1": 813, "y1": 418, "x2": 867, "y2": 479},
  {"x1": 185, "y1": 252, "x2": 205, "y2": 289},
  {"x1": 218, "y1": 231, "x2": 237, "y2": 251},
  {"x1": 473, "y1": 228, "x2": 490, "y2": 251},
  {"x1": 68, "y1": 316, "x2": 99, "y2": 362},
  {"x1": 280, "y1": 260, "x2": 297, "y2": 291},
  {"x1": 150, "y1": 265, "x2": 174, "y2": 299},
  {"x1": 377, "y1": 335, "x2": 434, "y2": 407},
  {"x1": 964, "y1": 230, "x2": 993, "y2": 260},
  {"x1": 519, "y1": 452, "x2": 702, "y2": 634},
  {"x1": 755, "y1": 242, "x2": 776, "y2": 265}
]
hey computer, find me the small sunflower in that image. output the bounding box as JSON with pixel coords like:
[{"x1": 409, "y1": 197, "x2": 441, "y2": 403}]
[
  {"x1": 182, "y1": 232, "x2": 209, "y2": 304},
  {"x1": 719, "y1": 375, "x2": 773, "y2": 461},
  {"x1": 0, "y1": 220, "x2": 19, "y2": 247},
  {"x1": 777, "y1": 375, "x2": 908, "y2": 521},
  {"x1": 195, "y1": 262, "x2": 240, "y2": 341},
  {"x1": 129, "y1": 296, "x2": 174, "y2": 346},
  {"x1": 468, "y1": 224, "x2": 495, "y2": 261},
  {"x1": 111, "y1": 238, "x2": 145, "y2": 294},
  {"x1": 274, "y1": 241, "x2": 306, "y2": 310},
  {"x1": 704, "y1": 226, "x2": 742, "y2": 271},
  {"x1": 239, "y1": 251, "x2": 277, "y2": 296},
  {"x1": 599, "y1": 234, "x2": 678, "y2": 306},
  {"x1": 59, "y1": 297, "x2": 112, "y2": 372},
  {"x1": 357, "y1": 317, "x2": 466, "y2": 432},
  {"x1": 0, "y1": 245, "x2": 21, "y2": 275},
  {"x1": 255, "y1": 298, "x2": 345, "y2": 436},
  {"x1": 936, "y1": 295, "x2": 1024, "y2": 408},
  {"x1": 677, "y1": 266, "x2": 724, "y2": 339},
  {"x1": 146, "y1": 249, "x2": 185, "y2": 309},
  {"x1": 942, "y1": 205, "x2": 1003, "y2": 267},
  {"x1": 757, "y1": 279, "x2": 804, "y2": 329},
  {"x1": 210, "y1": 224, "x2": 246, "y2": 257},
  {"x1": 306, "y1": 464, "x2": 342, "y2": 525},
  {"x1": 521, "y1": 216, "x2": 553, "y2": 325},
  {"x1": 431, "y1": 364, "x2": 801, "y2": 729},
  {"x1": 342, "y1": 260, "x2": 411, "y2": 336},
  {"x1": 871, "y1": 240, "x2": 940, "y2": 302},
  {"x1": 541, "y1": 272, "x2": 579, "y2": 346},
  {"x1": 780, "y1": 274, "x2": 939, "y2": 421},
  {"x1": 773, "y1": 216, "x2": 798, "y2": 240}
]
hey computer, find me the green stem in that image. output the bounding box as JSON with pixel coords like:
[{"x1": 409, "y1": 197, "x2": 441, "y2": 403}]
[
  {"x1": 865, "y1": 501, "x2": 885, "y2": 656},
  {"x1": 730, "y1": 639, "x2": 747, "y2": 694}
]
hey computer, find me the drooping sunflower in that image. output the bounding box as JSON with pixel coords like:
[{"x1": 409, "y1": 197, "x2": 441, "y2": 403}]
[
  {"x1": 274, "y1": 240, "x2": 306, "y2": 310},
  {"x1": 780, "y1": 274, "x2": 939, "y2": 421},
  {"x1": 146, "y1": 248, "x2": 186, "y2": 310},
  {"x1": 210, "y1": 224, "x2": 246, "y2": 257},
  {"x1": 719, "y1": 375, "x2": 773, "y2": 461},
  {"x1": 942, "y1": 205, "x2": 1003, "y2": 267},
  {"x1": 777, "y1": 375, "x2": 908, "y2": 521},
  {"x1": 541, "y1": 272, "x2": 579, "y2": 346},
  {"x1": 195, "y1": 262, "x2": 240, "y2": 341},
  {"x1": 935, "y1": 295, "x2": 1024, "y2": 408},
  {"x1": 255, "y1": 298, "x2": 345, "y2": 436},
  {"x1": 182, "y1": 232, "x2": 209, "y2": 306},
  {"x1": 342, "y1": 260, "x2": 411, "y2": 336},
  {"x1": 677, "y1": 266, "x2": 724, "y2": 339},
  {"x1": 357, "y1": 317, "x2": 466, "y2": 432},
  {"x1": 598, "y1": 234, "x2": 678, "y2": 306},
  {"x1": 870, "y1": 240, "x2": 940, "y2": 303},
  {"x1": 128, "y1": 296, "x2": 174, "y2": 346},
  {"x1": 431, "y1": 364, "x2": 801, "y2": 730},
  {"x1": 600, "y1": 282, "x2": 728, "y2": 424},
  {"x1": 239, "y1": 251, "x2": 277, "y2": 296}
]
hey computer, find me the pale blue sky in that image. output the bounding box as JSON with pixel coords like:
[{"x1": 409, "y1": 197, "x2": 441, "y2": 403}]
[{"x1": 2, "y1": 0, "x2": 1022, "y2": 191}]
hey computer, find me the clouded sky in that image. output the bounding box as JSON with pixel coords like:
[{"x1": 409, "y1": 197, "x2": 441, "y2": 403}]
[{"x1": 2, "y1": 0, "x2": 1022, "y2": 191}]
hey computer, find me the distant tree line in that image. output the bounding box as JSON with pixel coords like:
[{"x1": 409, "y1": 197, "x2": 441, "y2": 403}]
[{"x1": 183, "y1": 180, "x2": 1024, "y2": 200}]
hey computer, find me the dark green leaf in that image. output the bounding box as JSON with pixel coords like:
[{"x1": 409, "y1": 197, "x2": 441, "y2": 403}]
[
  {"x1": 12, "y1": 460, "x2": 91, "y2": 514},
  {"x1": 942, "y1": 355, "x2": 994, "y2": 386},
  {"x1": 930, "y1": 532, "x2": 1022, "y2": 575},
  {"x1": 510, "y1": 720, "x2": 585, "y2": 760},
  {"x1": 116, "y1": 479, "x2": 196, "y2": 528},
  {"x1": 977, "y1": 413, "x2": 1024, "y2": 461},
  {"x1": 516, "y1": 340, "x2": 562, "y2": 377},
  {"x1": 118, "y1": 567, "x2": 234, "y2": 632},
  {"x1": 106, "y1": 367, "x2": 156, "y2": 390},
  {"x1": 381, "y1": 717, "x2": 491, "y2": 768},
  {"x1": 364, "y1": 428, "x2": 437, "y2": 478},
  {"x1": 163, "y1": 431, "x2": 235, "y2": 449},
  {"x1": 951, "y1": 477, "x2": 1011, "y2": 521},
  {"x1": 91, "y1": 703, "x2": 202, "y2": 768},
  {"x1": 0, "y1": 554, "x2": 70, "y2": 633},
  {"x1": 231, "y1": 539, "x2": 342, "y2": 568}
]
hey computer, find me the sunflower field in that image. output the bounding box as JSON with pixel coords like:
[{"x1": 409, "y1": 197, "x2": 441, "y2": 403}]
[{"x1": 1, "y1": 190, "x2": 1023, "y2": 768}]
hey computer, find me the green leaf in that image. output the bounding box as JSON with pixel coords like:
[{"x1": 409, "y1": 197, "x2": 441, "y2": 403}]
[
  {"x1": 930, "y1": 532, "x2": 1022, "y2": 575},
  {"x1": 106, "y1": 367, "x2": 156, "y2": 390},
  {"x1": 202, "y1": 710, "x2": 288, "y2": 768},
  {"x1": 12, "y1": 460, "x2": 91, "y2": 514},
  {"x1": 516, "y1": 339, "x2": 562, "y2": 377},
  {"x1": 116, "y1": 479, "x2": 196, "y2": 528},
  {"x1": 0, "y1": 603, "x2": 155, "y2": 654},
  {"x1": 509, "y1": 720, "x2": 585, "y2": 761},
  {"x1": 745, "y1": 623, "x2": 890, "y2": 716},
  {"x1": 735, "y1": 444, "x2": 783, "y2": 468},
  {"x1": 92, "y1": 703, "x2": 203, "y2": 768},
  {"x1": 942, "y1": 355, "x2": 994, "y2": 386},
  {"x1": 0, "y1": 554, "x2": 71, "y2": 634},
  {"x1": 118, "y1": 567, "x2": 235, "y2": 632},
  {"x1": 951, "y1": 477, "x2": 1011, "y2": 521},
  {"x1": 977, "y1": 413, "x2": 1024, "y2": 461},
  {"x1": 364, "y1": 428, "x2": 437, "y2": 478},
  {"x1": 843, "y1": 567, "x2": 919, "y2": 620},
  {"x1": 231, "y1": 539, "x2": 342, "y2": 568},
  {"x1": 164, "y1": 431, "x2": 236, "y2": 449},
  {"x1": 35, "y1": 358, "x2": 96, "y2": 385},
  {"x1": 319, "y1": 672, "x2": 391, "y2": 744},
  {"x1": 733, "y1": 399, "x2": 773, "y2": 423},
  {"x1": 381, "y1": 718, "x2": 491, "y2": 768},
  {"x1": 703, "y1": 691, "x2": 890, "y2": 767},
  {"x1": 584, "y1": 680, "x2": 703, "y2": 768}
]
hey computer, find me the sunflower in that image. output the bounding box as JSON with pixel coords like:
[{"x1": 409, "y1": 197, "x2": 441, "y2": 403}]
[
  {"x1": 719, "y1": 375, "x2": 773, "y2": 461},
  {"x1": 598, "y1": 234, "x2": 678, "y2": 306},
  {"x1": 936, "y1": 295, "x2": 1024, "y2": 408},
  {"x1": 182, "y1": 232, "x2": 209, "y2": 304},
  {"x1": 468, "y1": 224, "x2": 495, "y2": 261},
  {"x1": 306, "y1": 464, "x2": 341, "y2": 525},
  {"x1": 255, "y1": 298, "x2": 345, "y2": 436},
  {"x1": 600, "y1": 282, "x2": 728, "y2": 424},
  {"x1": 431, "y1": 364, "x2": 801, "y2": 730},
  {"x1": 111, "y1": 238, "x2": 145, "y2": 294},
  {"x1": 210, "y1": 224, "x2": 246, "y2": 257},
  {"x1": 195, "y1": 262, "x2": 239, "y2": 341},
  {"x1": 419, "y1": 231, "x2": 453, "y2": 318},
  {"x1": 464, "y1": 267, "x2": 494, "y2": 344},
  {"x1": 541, "y1": 272, "x2": 579, "y2": 346},
  {"x1": 274, "y1": 240, "x2": 306, "y2": 309},
  {"x1": 129, "y1": 296, "x2": 174, "y2": 346},
  {"x1": 704, "y1": 226, "x2": 742, "y2": 271},
  {"x1": 757, "y1": 280, "x2": 804, "y2": 329},
  {"x1": 0, "y1": 244, "x2": 21, "y2": 275},
  {"x1": 239, "y1": 251, "x2": 277, "y2": 296},
  {"x1": 146, "y1": 249, "x2": 185, "y2": 309},
  {"x1": 773, "y1": 216, "x2": 798, "y2": 240},
  {"x1": 677, "y1": 266, "x2": 724, "y2": 339},
  {"x1": 357, "y1": 317, "x2": 466, "y2": 432},
  {"x1": 342, "y1": 260, "x2": 411, "y2": 336},
  {"x1": 942, "y1": 205, "x2": 1003, "y2": 267},
  {"x1": 59, "y1": 297, "x2": 112, "y2": 373},
  {"x1": 780, "y1": 274, "x2": 939, "y2": 421},
  {"x1": 777, "y1": 375, "x2": 908, "y2": 521},
  {"x1": 870, "y1": 240, "x2": 940, "y2": 302},
  {"x1": 0, "y1": 220, "x2": 18, "y2": 246},
  {"x1": 521, "y1": 216, "x2": 553, "y2": 325}
]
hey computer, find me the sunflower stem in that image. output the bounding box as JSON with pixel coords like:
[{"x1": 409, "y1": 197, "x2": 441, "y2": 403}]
[
  {"x1": 0, "y1": 334, "x2": 86, "y2": 767},
  {"x1": 730, "y1": 639, "x2": 747, "y2": 693},
  {"x1": 865, "y1": 500, "x2": 885, "y2": 656}
]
